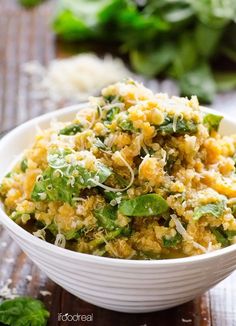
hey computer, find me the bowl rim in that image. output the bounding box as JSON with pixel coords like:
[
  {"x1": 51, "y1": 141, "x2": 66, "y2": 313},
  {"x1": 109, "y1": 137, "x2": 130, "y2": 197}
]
[{"x1": 0, "y1": 103, "x2": 236, "y2": 267}]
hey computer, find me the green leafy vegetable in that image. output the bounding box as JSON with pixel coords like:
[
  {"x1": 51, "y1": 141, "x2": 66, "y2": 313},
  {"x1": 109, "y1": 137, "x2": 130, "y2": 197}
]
[
  {"x1": 119, "y1": 194, "x2": 168, "y2": 217},
  {"x1": 88, "y1": 229, "x2": 122, "y2": 249},
  {"x1": 193, "y1": 202, "x2": 225, "y2": 221},
  {"x1": 210, "y1": 227, "x2": 230, "y2": 247},
  {"x1": 203, "y1": 113, "x2": 223, "y2": 132},
  {"x1": 118, "y1": 119, "x2": 135, "y2": 132},
  {"x1": 105, "y1": 107, "x2": 120, "y2": 122},
  {"x1": 103, "y1": 95, "x2": 117, "y2": 103},
  {"x1": 94, "y1": 137, "x2": 109, "y2": 151},
  {"x1": 53, "y1": 0, "x2": 236, "y2": 103},
  {"x1": 20, "y1": 158, "x2": 28, "y2": 172},
  {"x1": 18, "y1": 0, "x2": 43, "y2": 8},
  {"x1": 179, "y1": 64, "x2": 216, "y2": 103},
  {"x1": 164, "y1": 154, "x2": 176, "y2": 174},
  {"x1": 156, "y1": 116, "x2": 198, "y2": 135},
  {"x1": 0, "y1": 297, "x2": 49, "y2": 326},
  {"x1": 215, "y1": 72, "x2": 236, "y2": 92},
  {"x1": 31, "y1": 149, "x2": 111, "y2": 203},
  {"x1": 94, "y1": 205, "x2": 118, "y2": 231},
  {"x1": 162, "y1": 232, "x2": 182, "y2": 248},
  {"x1": 59, "y1": 123, "x2": 83, "y2": 135}
]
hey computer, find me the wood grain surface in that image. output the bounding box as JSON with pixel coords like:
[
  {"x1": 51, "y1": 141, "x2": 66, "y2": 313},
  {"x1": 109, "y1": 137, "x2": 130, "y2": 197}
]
[{"x1": 0, "y1": 1, "x2": 236, "y2": 325}]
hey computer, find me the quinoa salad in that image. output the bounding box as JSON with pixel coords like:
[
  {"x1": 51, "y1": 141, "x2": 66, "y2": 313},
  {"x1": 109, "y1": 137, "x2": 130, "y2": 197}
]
[{"x1": 1, "y1": 79, "x2": 236, "y2": 260}]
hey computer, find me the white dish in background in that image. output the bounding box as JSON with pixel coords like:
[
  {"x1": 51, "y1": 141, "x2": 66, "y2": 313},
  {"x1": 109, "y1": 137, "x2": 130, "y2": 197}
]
[{"x1": 0, "y1": 104, "x2": 236, "y2": 313}]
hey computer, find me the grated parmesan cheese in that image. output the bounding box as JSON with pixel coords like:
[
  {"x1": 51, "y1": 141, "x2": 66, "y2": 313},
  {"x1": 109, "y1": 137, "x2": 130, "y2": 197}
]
[{"x1": 23, "y1": 53, "x2": 132, "y2": 105}]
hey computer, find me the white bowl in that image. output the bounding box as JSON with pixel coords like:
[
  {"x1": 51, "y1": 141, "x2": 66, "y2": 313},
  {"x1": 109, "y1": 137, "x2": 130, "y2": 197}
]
[{"x1": 0, "y1": 104, "x2": 236, "y2": 313}]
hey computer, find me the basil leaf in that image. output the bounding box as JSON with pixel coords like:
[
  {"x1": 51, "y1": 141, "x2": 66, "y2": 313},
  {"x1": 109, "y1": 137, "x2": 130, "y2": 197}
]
[
  {"x1": 0, "y1": 297, "x2": 49, "y2": 326},
  {"x1": 156, "y1": 116, "x2": 198, "y2": 135},
  {"x1": 203, "y1": 113, "x2": 223, "y2": 132},
  {"x1": 193, "y1": 202, "x2": 225, "y2": 221},
  {"x1": 119, "y1": 194, "x2": 168, "y2": 217},
  {"x1": 59, "y1": 123, "x2": 82, "y2": 135},
  {"x1": 162, "y1": 232, "x2": 182, "y2": 248}
]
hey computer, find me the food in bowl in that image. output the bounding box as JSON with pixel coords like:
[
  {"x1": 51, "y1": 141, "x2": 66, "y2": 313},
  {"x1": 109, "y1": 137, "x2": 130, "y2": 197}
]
[{"x1": 1, "y1": 79, "x2": 236, "y2": 260}]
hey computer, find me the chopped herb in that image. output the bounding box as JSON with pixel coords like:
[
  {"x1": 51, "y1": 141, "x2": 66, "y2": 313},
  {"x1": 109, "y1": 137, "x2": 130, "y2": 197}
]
[
  {"x1": 119, "y1": 194, "x2": 168, "y2": 217},
  {"x1": 193, "y1": 202, "x2": 225, "y2": 221},
  {"x1": 203, "y1": 113, "x2": 223, "y2": 132},
  {"x1": 59, "y1": 123, "x2": 82, "y2": 135}
]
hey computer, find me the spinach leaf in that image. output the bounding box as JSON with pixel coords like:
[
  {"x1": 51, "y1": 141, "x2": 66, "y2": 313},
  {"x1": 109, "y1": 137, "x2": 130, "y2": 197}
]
[
  {"x1": 59, "y1": 123, "x2": 82, "y2": 136},
  {"x1": 162, "y1": 232, "x2": 182, "y2": 248},
  {"x1": 0, "y1": 297, "x2": 49, "y2": 326},
  {"x1": 119, "y1": 194, "x2": 168, "y2": 217},
  {"x1": 203, "y1": 113, "x2": 223, "y2": 132},
  {"x1": 215, "y1": 72, "x2": 236, "y2": 92},
  {"x1": 106, "y1": 107, "x2": 120, "y2": 122},
  {"x1": 103, "y1": 95, "x2": 117, "y2": 103},
  {"x1": 231, "y1": 204, "x2": 236, "y2": 216},
  {"x1": 31, "y1": 150, "x2": 111, "y2": 203},
  {"x1": 94, "y1": 137, "x2": 108, "y2": 150},
  {"x1": 94, "y1": 205, "x2": 118, "y2": 231},
  {"x1": 193, "y1": 202, "x2": 225, "y2": 221},
  {"x1": 164, "y1": 154, "x2": 176, "y2": 174},
  {"x1": 118, "y1": 119, "x2": 135, "y2": 132},
  {"x1": 156, "y1": 116, "x2": 197, "y2": 135},
  {"x1": 18, "y1": 0, "x2": 43, "y2": 8},
  {"x1": 210, "y1": 227, "x2": 230, "y2": 247},
  {"x1": 20, "y1": 158, "x2": 28, "y2": 172},
  {"x1": 179, "y1": 64, "x2": 216, "y2": 103},
  {"x1": 130, "y1": 43, "x2": 175, "y2": 77},
  {"x1": 225, "y1": 230, "x2": 236, "y2": 241},
  {"x1": 88, "y1": 229, "x2": 122, "y2": 249}
]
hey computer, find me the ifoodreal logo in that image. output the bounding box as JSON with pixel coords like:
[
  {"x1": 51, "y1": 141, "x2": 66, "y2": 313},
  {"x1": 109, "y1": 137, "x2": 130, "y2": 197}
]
[{"x1": 58, "y1": 313, "x2": 94, "y2": 322}]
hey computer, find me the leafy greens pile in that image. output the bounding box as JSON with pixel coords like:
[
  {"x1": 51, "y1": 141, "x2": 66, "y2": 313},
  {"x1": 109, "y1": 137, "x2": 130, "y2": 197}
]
[
  {"x1": 0, "y1": 297, "x2": 49, "y2": 326},
  {"x1": 53, "y1": 0, "x2": 236, "y2": 103}
]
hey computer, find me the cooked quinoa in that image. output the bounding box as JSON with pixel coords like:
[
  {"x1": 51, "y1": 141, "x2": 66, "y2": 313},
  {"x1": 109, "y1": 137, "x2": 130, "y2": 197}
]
[{"x1": 1, "y1": 79, "x2": 236, "y2": 259}]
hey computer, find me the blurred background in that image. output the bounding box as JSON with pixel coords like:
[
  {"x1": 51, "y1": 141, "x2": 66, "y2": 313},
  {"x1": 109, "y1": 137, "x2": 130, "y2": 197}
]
[{"x1": 0, "y1": 0, "x2": 236, "y2": 134}]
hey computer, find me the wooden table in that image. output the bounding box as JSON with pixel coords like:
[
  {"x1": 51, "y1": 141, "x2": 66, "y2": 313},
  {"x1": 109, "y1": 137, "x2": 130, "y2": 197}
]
[{"x1": 0, "y1": 1, "x2": 236, "y2": 325}]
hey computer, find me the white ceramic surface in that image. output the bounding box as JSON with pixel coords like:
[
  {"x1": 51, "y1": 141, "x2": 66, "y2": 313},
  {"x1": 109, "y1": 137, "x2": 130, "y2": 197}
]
[{"x1": 0, "y1": 104, "x2": 236, "y2": 313}]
